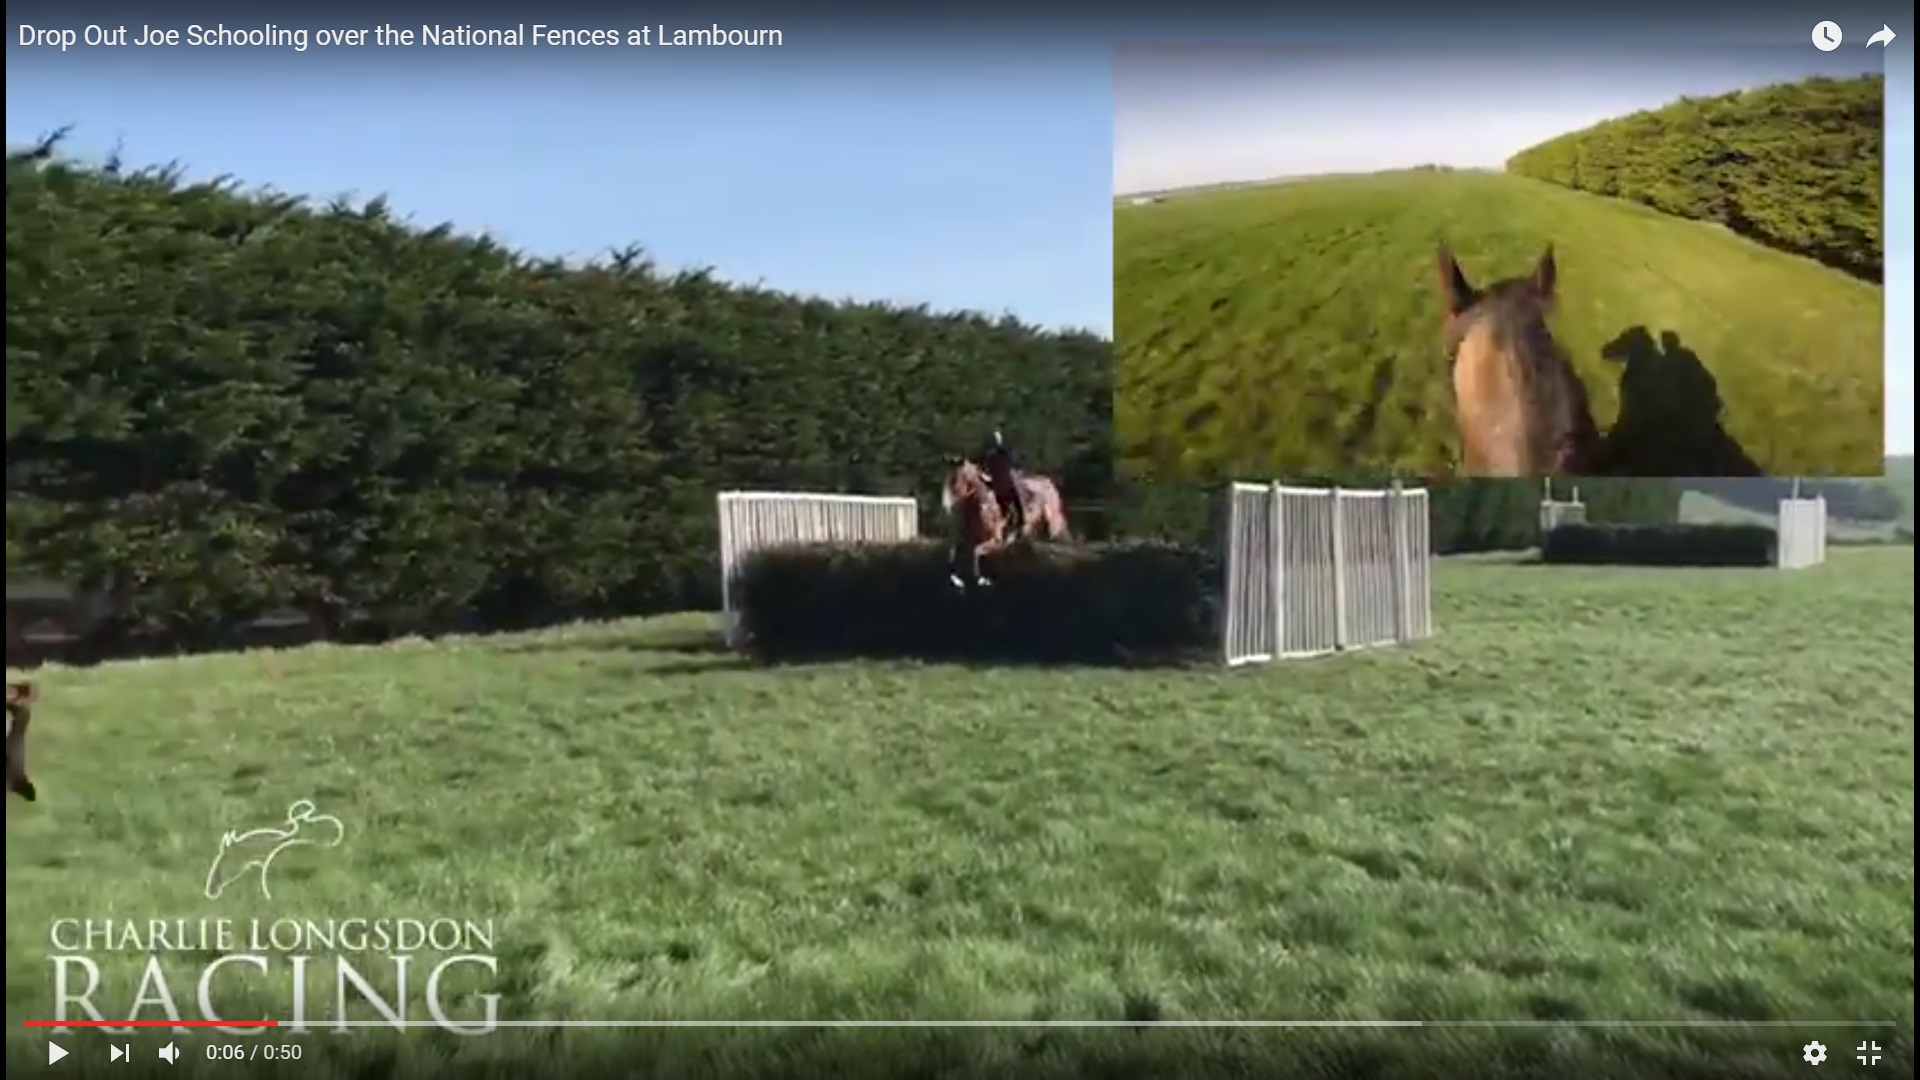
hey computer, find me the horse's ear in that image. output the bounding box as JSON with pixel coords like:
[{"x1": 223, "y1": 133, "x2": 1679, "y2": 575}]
[
  {"x1": 1534, "y1": 244, "x2": 1557, "y2": 302},
  {"x1": 944, "y1": 454, "x2": 962, "y2": 467},
  {"x1": 1436, "y1": 245, "x2": 1475, "y2": 316}
]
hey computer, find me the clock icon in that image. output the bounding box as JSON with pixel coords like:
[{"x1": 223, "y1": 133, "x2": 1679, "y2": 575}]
[{"x1": 1811, "y1": 21, "x2": 1843, "y2": 51}]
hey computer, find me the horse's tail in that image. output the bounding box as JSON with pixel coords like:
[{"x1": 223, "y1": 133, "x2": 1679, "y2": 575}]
[{"x1": 1025, "y1": 476, "x2": 1070, "y2": 541}]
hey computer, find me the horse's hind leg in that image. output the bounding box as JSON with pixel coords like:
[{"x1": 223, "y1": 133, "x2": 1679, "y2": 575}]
[
  {"x1": 1047, "y1": 506, "x2": 1070, "y2": 542},
  {"x1": 948, "y1": 542, "x2": 968, "y2": 590},
  {"x1": 972, "y1": 541, "x2": 998, "y2": 587}
]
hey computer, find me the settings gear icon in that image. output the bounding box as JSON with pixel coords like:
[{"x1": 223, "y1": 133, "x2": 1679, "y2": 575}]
[{"x1": 1802, "y1": 1041, "x2": 1827, "y2": 1065}]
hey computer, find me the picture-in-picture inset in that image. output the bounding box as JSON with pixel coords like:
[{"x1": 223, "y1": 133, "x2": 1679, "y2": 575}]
[{"x1": 1113, "y1": 45, "x2": 1886, "y2": 480}]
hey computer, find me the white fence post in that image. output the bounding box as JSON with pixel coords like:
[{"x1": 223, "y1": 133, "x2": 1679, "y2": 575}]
[
  {"x1": 1397, "y1": 476, "x2": 1413, "y2": 638},
  {"x1": 1411, "y1": 489, "x2": 1433, "y2": 639},
  {"x1": 1817, "y1": 496, "x2": 1827, "y2": 564},
  {"x1": 1775, "y1": 495, "x2": 1829, "y2": 571},
  {"x1": 1223, "y1": 482, "x2": 1282, "y2": 666},
  {"x1": 1268, "y1": 480, "x2": 1286, "y2": 660},
  {"x1": 1330, "y1": 488, "x2": 1349, "y2": 649},
  {"x1": 1539, "y1": 492, "x2": 1588, "y2": 536}
]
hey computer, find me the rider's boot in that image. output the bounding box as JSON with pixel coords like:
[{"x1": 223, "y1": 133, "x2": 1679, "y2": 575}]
[{"x1": 997, "y1": 485, "x2": 1024, "y2": 542}]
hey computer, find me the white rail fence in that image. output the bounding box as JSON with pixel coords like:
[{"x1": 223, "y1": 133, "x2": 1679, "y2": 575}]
[
  {"x1": 716, "y1": 491, "x2": 920, "y2": 646},
  {"x1": 1775, "y1": 496, "x2": 1828, "y2": 570},
  {"x1": 1221, "y1": 483, "x2": 1434, "y2": 667}
]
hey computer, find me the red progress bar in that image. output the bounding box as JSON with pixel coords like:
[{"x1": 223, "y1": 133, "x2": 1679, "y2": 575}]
[{"x1": 24, "y1": 1020, "x2": 279, "y2": 1027}]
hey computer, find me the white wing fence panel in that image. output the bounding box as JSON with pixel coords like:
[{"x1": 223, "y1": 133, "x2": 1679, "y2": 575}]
[
  {"x1": 1775, "y1": 496, "x2": 1828, "y2": 570},
  {"x1": 717, "y1": 491, "x2": 920, "y2": 645},
  {"x1": 1222, "y1": 483, "x2": 1434, "y2": 667}
]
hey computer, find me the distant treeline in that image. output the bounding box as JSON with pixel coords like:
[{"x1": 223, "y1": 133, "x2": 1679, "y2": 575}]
[
  {"x1": 1683, "y1": 477, "x2": 1905, "y2": 523},
  {"x1": 1506, "y1": 75, "x2": 1884, "y2": 282},
  {"x1": 5, "y1": 140, "x2": 1113, "y2": 643},
  {"x1": 1110, "y1": 475, "x2": 1681, "y2": 556}
]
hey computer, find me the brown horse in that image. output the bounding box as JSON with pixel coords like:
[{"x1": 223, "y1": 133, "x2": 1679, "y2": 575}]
[
  {"x1": 1437, "y1": 243, "x2": 1602, "y2": 477},
  {"x1": 941, "y1": 458, "x2": 1071, "y2": 589},
  {"x1": 6, "y1": 682, "x2": 37, "y2": 802}
]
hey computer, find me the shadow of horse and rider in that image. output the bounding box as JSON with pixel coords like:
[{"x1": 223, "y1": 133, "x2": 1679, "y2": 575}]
[{"x1": 1435, "y1": 243, "x2": 1763, "y2": 479}]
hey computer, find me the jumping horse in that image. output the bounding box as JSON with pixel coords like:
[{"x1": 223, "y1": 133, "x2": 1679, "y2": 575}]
[
  {"x1": 1437, "y1": 243, "x2": 1602, "y2": 476},
  {"x1": 941, "y1": 458, "x2": 1071, "y2": 589}
]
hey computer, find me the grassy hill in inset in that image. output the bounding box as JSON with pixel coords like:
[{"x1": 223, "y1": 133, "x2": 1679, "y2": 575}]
[{"x1": 1114, "y1": 169, "x2": 1883, "y2": 480}]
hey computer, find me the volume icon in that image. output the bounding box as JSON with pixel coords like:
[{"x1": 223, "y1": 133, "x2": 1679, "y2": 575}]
[{"x1": 159, "y1": 1043, "x2": 180, "y2": 1064}]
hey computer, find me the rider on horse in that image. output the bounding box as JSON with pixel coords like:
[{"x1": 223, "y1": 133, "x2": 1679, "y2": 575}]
[
  {"x1": 978, "y1": 430, "x2": 1024, "y2": 541},
  {"x1": 945, "y1": 432, "x2": 1069, "y2": 590}
]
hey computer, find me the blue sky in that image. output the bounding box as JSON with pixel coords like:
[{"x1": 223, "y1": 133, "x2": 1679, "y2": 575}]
[
  {"x1": 1113, "y1": 48, "x2": 1887, "y2": 191},
  {"x1": 5, "y1": 11, "x2": 1913, "y2": 455},
  {"x1": 5, "y1": 27, "x2": 1112, "y2": 337},
  {"x1": 1117, "y1": 45, "x2": 1913, "y2": 456}
]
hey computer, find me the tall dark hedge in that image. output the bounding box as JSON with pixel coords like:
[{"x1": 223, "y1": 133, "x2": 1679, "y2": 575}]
[
  {"x1": 736, "y1": 540, "x2": 1218, "y2": 665},
  {"x1": 1541, "y1": 523, "x2": 1778, "y2": 568},
  {"x1": 5, "y1": 144, "x2": 1113, "y2": 639},
  {"x1": 1505, "y1": 75, "x2": 1884, "y2": 282}
]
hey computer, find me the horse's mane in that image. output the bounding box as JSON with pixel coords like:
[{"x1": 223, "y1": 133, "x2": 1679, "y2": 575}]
[
  {"x1": 1454, "y1": 278, "x2": 1599, "y2": 470},
  {"x1": 943, "y1": 462, "x2": 1003, "y2": 529}
]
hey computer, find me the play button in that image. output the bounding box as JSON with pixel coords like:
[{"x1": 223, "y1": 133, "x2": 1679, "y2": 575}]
[{"x1": 49, "y1": 1042, "x2": 69, "y2": 1065}]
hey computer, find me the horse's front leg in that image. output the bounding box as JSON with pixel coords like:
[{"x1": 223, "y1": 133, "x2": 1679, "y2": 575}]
[
  {"x1": 948, "y1": 538, "x2": 969, "y2": 590},
  {"x1": 971, "y1": 538, "x2": 1002, "y2": 586}
]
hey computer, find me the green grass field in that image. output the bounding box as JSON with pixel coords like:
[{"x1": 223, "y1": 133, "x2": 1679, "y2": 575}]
[
  {"x1": 1113, "y1": 170, "x2": 1884, "y2": 480},
  {"x1": 7, "y1": 550, "x2": 1914, "y2": 1078}
]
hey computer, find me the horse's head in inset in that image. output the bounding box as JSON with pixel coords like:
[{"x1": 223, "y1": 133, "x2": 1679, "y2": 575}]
[{"x1": 1436, "y1": 243, "x2": 1600, "y2": 476}]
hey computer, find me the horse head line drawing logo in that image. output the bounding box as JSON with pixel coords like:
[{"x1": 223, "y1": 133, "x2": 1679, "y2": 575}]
[{"x1": 203, "y1": 798, "x2": 346, "y2": 901}]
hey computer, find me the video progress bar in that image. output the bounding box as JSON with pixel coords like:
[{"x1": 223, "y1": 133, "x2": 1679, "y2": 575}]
[{"x1": 23, "y1": 1020, "x2": 1902, "y2": 1029}]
